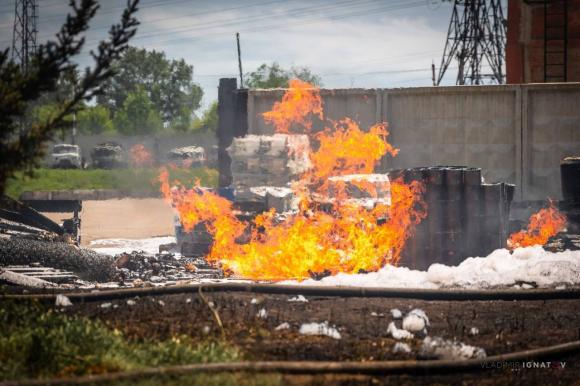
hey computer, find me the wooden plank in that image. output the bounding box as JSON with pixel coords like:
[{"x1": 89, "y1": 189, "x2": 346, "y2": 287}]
[{"x1": 0, "y1": 270, "x2": 57, "y2": 288}]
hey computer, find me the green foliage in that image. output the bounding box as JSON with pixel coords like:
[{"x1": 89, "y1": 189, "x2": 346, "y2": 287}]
[
  {"x1": 113, "y1": 88, "x2": 163, "y2": 135},
  {"x1": 31, "y1": 103, "x2": 74, "y2": 141},
  {"x1": 97, "y1": 47, "x2": 203, "y2": 131},
  {"x1": 77, "y1": 105, "x2": 114, "y2": 134},
  {"x1": 192, "y1": 101, "x2": 218, "y2": 132},
  {"x1": 245, "y1": 62, "x2": 322, "y2": 89},
  {"x1": 5, "y1": 168, "x2": 218, "y2": 199},
  {"x1": 0, "y1": 0, "x2": 139, "y2": 195},
  {"x1": 0, "y1": 301, "x2": 241, "y2": 381}
]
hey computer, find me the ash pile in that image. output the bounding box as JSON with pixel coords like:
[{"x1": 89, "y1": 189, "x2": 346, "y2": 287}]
[
  {"x1": 0, "y1": 194, "x2": 222, "y2": 289},
  {"x1": 113, "y1": 250, "x2": 223, "y2": 286}
]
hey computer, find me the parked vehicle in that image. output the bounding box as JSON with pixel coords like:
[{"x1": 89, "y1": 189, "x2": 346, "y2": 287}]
[
  {"x1": 91, "y1": 142, "x2": 126, "y2": 169},
  {"x1": 50, "y1": 144, "x2": 82, "y2": 169},
  {"x1": 166, "y1": 146, "x2": 206, "y2": 167}
]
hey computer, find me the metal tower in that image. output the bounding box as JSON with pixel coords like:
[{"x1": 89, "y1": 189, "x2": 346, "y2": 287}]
[
  {"x1": 11, "y1": 0, "x2": 38, "y2": 74},
  {"x1": 436, "y1": 0, "x2": 506, "y2": 85}
]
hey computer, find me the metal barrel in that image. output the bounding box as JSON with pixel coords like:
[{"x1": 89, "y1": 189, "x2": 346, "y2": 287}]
[
  {"x1": 561, "y1": 157, "x2": 580, "y2": 204},
  {"x1": 397, "y1": 166, "x2": 514, "y2": 268},
  {"x1": 442, "y1": 167, "x2": 466, "y2": 265},
  {"x1": 397, "y1": 168, "x2": 425, "y2": 269},
  {"x1": 560, "y1": 157, "x2": 580, "y2": 232},
  {"x1": 463, "y1": 167, "x2": 483, "y2": 257},
  {"x1": 480, "y1": 183, "x2": 504, "y2": 252},
  {"x1": 500, "y1": 183, "x2": 516, "y2": 247}
]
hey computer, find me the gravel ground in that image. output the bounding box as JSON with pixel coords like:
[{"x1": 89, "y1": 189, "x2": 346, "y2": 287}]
[{"x1": 55, "y1": 291, "x2": 580, "y2": 384}]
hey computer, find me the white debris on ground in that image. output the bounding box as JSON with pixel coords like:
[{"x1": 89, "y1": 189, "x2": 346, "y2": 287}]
[
  {"x1": 55, "y1": 294, "x2": 72, "y2": 307},
  {"x1": 387, "y1": 322, "x2": 414, "y2": 340},
  {"x1": 126, "y1": 299, "x2": 136, "y2": 306},
  {"x1": 392, "y1": 342, "x2": 412, "y2": 354},
  {"x1": 419, "y1": 336, "x2": 487, "y2": 360},
  {"x1": 100, "y1": 302, "x2": 112, "y2": 309},
  {"x1": 299, "y1": 321, "x2": 342, "y2": 340},
  {"x1": 89, "y1": 236, "x2": 176, "y2": 256},
  {"x1": 275, "y1": 322, "x2": 290, "y2": 331},
  {"x1": 469, "y1": 327, "x2": 479, "y2": 336},
  {"x1": 285, "y1": 247, "x2": 580, "y2": 289},
  {"x1": 402, "y1": 309, "x2": 430, "y2": 333},
  {"x1": 257, "y1": 308, "x2": 268, "y2": 319},
  {"x1": 288, "y1": 295, "x2": 308, "y2": 302},
  {"x1": 390, "y1": 308, "x2": 403, "y2": 319}
]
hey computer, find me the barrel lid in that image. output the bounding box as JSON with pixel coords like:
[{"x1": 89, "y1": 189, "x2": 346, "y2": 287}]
[{"x1": 562, "y1": 156, "x2": 580, "y2": 164}]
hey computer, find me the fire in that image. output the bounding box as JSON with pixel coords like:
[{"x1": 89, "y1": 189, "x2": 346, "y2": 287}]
[
  {"x1": 262, "y1": 79, "x2": 323, "y2": 133},
  {"x1": 305, "y1": 118, "x2": 398, "y2": 193},
  {"x1": 160, "y1": 80, "x2": 427, "y2": 281},
  {"x1": 508, "y1": 201, "x2": 567, "y2": 249},
  {"x1": 130, "y1": 144, "x2": 153, "y2": 167}
]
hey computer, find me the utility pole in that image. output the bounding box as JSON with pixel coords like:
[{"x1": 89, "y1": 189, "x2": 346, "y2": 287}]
[
  {"x1": 12, "y1": 0, "x2": 38, "y2": 74},
  {"x1": 236, "y1": 32, "x2": 244, "y2": 88},
  {"x1": 436, "y1": 0, "x2": 506, "y2": 85},
  {"x1": 431, "y1": 62, "x2": 436, "y2": 86}
]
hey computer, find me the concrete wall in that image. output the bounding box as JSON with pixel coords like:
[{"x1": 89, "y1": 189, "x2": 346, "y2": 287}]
[{"x1": 246, "y1": 83, "x2": 580, "y2": 202}]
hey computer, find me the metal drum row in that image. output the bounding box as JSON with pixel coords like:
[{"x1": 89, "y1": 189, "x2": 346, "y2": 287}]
[{"x1": 389, "y1": 166, "x2": 515, "y2": 270}]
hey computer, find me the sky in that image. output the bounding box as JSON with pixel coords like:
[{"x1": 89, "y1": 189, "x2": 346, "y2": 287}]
[{"x1": 0, "y1": 0, "x2": 468, "y2": 112}]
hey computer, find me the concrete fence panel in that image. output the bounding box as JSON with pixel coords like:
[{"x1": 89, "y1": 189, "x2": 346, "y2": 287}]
[{"x1": 237, "y1": 82, "x2": 580, "y2": 202}]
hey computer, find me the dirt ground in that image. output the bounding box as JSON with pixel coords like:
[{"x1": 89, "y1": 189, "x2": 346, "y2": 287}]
[
  {"x1": 42, "y1": 198, "x2": 175, "y2": 245},
  {"x1": 62, "y1": 291, "x2": 580, "y2": 385}
]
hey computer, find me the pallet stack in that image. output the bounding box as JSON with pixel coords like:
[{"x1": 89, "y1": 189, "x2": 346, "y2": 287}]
[{"x1": 228, "y1": 134, "x2": 310, "y2": 190}]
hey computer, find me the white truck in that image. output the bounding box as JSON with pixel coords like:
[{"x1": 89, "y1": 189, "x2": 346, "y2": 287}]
[{"x1": 50, "y1": 144, "x2": 82, "y2": 169}]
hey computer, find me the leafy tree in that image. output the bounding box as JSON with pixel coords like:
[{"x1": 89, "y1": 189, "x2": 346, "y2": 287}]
[
  {"x1": 0, "y1": 0, "x2": 139, "y2": 195},
  {"x1": 245, "y1": 62, "x2": 322, "y2": 89},
  {"x1": 113, "y1": 88, "x2": 162, "y2": 135},
  {"x1": 78, "y1": 105, "x2": 114, "y2": 134},
  {"x1": 32, "y1": 103, "x2": 74, "y2": 141},
  {"x1": 97, "y1": 47, "x2": 203, "y2": 128},
  {"x1": 192, "y1": 101, "x2": 218, "y2": 132}
]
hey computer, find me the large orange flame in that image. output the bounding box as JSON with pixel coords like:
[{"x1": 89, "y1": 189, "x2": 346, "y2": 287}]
[
  {"x1": 160, "y1": 80, "x2": 427, "y2": 281},
  {"x1": 305, "y1": 118, "x2": 398, "y2": 193},
  {"x1": 262, "y1": 79, "x2": 323, "y2": 134},
  {"x1": 508, "y1": 201, "x2": 567, "y2": 249},
  {"x1": 130, "y1": 144, "x2": 153, "y2": 168}
]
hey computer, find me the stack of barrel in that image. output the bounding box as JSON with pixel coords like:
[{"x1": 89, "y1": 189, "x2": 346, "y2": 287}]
[
  {"x1": 389, "y1": 166, "x2": 515, "y2": 270},
  {"x1": 560, "y1": 157, "x2": 580, "y2": 233}
]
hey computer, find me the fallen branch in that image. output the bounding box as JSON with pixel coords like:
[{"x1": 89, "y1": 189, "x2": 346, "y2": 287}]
[{"x1": 198, "y1": 285, "x2": 225, "y2": 338}]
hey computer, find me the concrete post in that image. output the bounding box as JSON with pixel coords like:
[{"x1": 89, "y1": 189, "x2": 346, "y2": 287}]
[{"x1": 217, "y1": 78, "x2": 238, "y2": 188}]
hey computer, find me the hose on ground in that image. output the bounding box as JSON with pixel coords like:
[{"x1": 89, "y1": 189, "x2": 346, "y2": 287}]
[
  {"x1": 2, "y1": 340, "x2": 579, "y2": 386},
  {"x1": 2, "y1": 282, "x2": 580, "y2": 303}
]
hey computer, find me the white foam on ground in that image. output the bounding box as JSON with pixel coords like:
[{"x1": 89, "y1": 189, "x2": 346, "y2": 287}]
[
  {"x1": 283, "y1": 247, "x2": 580, "y2": 289},
  {"x1": 299, "y1": 321, "x2": 342, "y2": 339},
  {"x1": 89, "y1": 236, "x2": 176, "y2": 256}
]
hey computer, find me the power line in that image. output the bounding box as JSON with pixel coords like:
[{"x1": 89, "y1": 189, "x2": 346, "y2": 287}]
[
  {"x1": 0, "y1": 0, "x2": 391, "y2": 46},
  {"x1": 103, "y1": 1, "x2": 425, "y2": 49}
]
